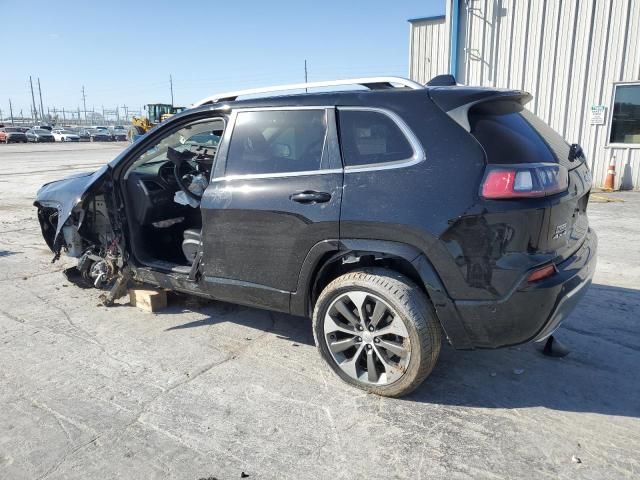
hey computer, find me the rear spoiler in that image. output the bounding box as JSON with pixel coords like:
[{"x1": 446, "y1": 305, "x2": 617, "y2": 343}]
[{"x1": 428, "y1": 87, "x2": 532, "y2": 132}]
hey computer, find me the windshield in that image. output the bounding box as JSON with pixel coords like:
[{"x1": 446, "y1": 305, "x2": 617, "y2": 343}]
[
  {"x1": 33, "y1": 129, "x2": 50, "y2": 134},
  {"x1": 6, "y1": 127, "x2": 20, "y2": 132}
]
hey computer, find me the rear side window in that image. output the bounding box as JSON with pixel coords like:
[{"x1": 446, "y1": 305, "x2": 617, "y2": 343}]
[
  {"x1": 226, "y1": 110, "x2": 327, "y2": 176},
  {"x1": 338, "y1": 109, "x2": 414, "y2": 167},
  {"x1": 469, "y1": 103, "x2": 557, "y2": 165}
]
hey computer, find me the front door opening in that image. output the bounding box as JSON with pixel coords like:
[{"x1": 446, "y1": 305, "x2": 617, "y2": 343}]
[{"x1": 121, "y1": 118, "x2": 225, "y2": 271}]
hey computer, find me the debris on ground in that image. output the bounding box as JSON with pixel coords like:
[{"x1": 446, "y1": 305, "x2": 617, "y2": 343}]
[
  {"x1": 572, "y1": 455, "x2": 582, "y2": 464},
  {"x1": 129, "y1": 288, "x2": 168, "y2": 312},
  {"x1": 513, "y1": 369, "x2": 525, "y2": 375}
]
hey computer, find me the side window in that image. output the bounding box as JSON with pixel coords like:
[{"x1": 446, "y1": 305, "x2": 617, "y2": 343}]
[
  {"x1": 338, "y1": 109, "x2": 414, "y2": 167},
  {"x1": 225, "y1": 110, "x2": 327, "y2": 176}
]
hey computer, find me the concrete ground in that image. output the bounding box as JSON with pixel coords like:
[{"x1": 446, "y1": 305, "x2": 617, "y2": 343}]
[{"x1": 0, "y1": 142, "x2": 638, "y2": 480}]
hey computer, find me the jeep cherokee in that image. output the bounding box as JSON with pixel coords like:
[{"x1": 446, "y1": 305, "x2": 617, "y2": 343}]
[{"x1": 34, "y1": 76, "x2": 597, "y2": 397}]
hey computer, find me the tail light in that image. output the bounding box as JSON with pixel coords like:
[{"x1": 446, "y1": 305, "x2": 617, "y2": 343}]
[{"x1": 481, "y1": 163, "x2": 568, "y2": 199}]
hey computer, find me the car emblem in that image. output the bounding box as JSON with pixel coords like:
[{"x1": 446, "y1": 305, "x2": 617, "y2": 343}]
[{"x1": 553, "y1": 222, "x2": 568, "y2": 239}]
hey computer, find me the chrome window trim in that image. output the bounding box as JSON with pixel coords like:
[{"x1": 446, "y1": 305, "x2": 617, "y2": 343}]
[
  {"x1": 211, "y1": 106, "x2": 426, "y2": 182},
  {"x1": 212, "y1": 168, "x2": 343, "y2": 183},
  {"x1": 338, "y1": 106, "x2": 426, "y2": 173}
]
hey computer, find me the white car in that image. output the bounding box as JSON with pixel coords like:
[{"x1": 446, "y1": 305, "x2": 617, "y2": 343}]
[{"x1": 52, "y1": 129, "x2": 81, "y2": 142}]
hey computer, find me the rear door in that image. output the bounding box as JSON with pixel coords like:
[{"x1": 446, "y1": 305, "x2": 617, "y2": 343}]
[{"x1": 199, "y1": 107, "x2": 343, "y2": 312}]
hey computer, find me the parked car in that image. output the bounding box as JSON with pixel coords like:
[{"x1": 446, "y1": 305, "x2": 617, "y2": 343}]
[
  {"x1": 0, "y1": 126, "x2": 28, "y2": 143},
  {"x1": 109, "y1": 126, "x2": 127, "y2": 141},
  {"x1": 33, "y1": 124, "x2": 53, "y2": 131},
  {"x1": 86, "y1": 128, "x2": 112, "y2": 142},
  {"x1": 33, "y1": 76, "x2": 597, "y2": 397},
  {"x1": 26, "y1": 128, "x2": 55, "y2": 142},
  {"x1": 75, "y1": 129, "x2": 92, "y2": 142},
  {"x1": 52, "y1": 129, "x2": 80, "y2": 142}
]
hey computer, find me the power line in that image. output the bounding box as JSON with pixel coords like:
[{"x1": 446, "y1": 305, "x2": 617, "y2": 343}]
[
  {"x1": 38, "y1": 78, "x2": 45, "y2": 122},
  {"x1": 29, "y1": 76, "x2": 38, "y2": 122},
  {"x1": 9, "y1": 98, "x2": 15, "y2": 125},
  {"x1": 81, "y1": 86, "x2": 87, "y2": 124},
  {"x1": 170, "y1": 74, "x2": 174, "y2": 107}
]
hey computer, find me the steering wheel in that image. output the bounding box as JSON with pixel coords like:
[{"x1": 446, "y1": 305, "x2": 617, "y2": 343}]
[{"x1": 167, "y1": 146, "x2": 202, "y2": 201}]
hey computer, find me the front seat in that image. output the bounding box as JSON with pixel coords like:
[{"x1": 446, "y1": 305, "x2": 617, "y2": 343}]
[{"x1": 182, "y1": 228, "x2": 201, "y2": 263}]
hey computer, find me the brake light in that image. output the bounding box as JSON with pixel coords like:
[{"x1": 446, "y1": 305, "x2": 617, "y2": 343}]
[
  {"x1": 527, "y1": 264, "x2": 556, "y2": 282},
  {"x1": 481, "y1": 163, "x2": 568, "y2": 199}
]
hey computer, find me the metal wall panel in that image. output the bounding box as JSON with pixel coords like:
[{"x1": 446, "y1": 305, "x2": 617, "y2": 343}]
[
  {"x1": 409, "y1": 18, "x2": 450, "y2": 84},
  {"x1": 410, "y1": 0, "x2": 640, "y2": 190}
]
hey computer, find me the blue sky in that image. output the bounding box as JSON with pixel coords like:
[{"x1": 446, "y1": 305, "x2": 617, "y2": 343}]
[{"x1": 0, "y1": 0, "x2": 444, "y2": 118}]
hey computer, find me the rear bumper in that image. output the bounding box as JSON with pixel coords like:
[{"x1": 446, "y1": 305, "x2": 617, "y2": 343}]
[{"x1": 452, "y1": 228, "x2": 597, "y2": 348}]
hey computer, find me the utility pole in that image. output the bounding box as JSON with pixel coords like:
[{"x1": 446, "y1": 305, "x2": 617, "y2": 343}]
[
  {"x1": 123, "y1": 105, "x2": 128, "y2": 121},
  {"x1": 81, "y1": 86, "x2": 87, "y2": 124},
  {"x1": 304, "y1": 60, "x2": 308, "y2": 92},
  {"x1": 38, "y1": 78, "x2": 45, "y2": 122},
  {"x1": 62, "y1": 108, "x2": 66, "y2": 123},
  {"x1": 29, "y1": 76, "x2": 38, "y2": 122},
  {"x1": 170, "y1": 74, "x2": 174, "y2": 107},
  {"x1": 9, "y1": 98, "x2": 15, "y2": 125}
]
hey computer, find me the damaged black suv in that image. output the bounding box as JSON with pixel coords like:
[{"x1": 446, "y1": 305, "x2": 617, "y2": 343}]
[{"x1": 34, "y1": 76, "x2": 597, "y2": 397}]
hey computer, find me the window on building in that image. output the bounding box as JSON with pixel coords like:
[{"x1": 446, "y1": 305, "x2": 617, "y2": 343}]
[
  {"x1": 338, "y1": 110, "x2": 414, "y2": 167},
  {"x1": 609, "y1": 83, "x2": 640, "y2": 145},
  {"x1": 226, "y1": 110, "x2": 327, "y2": 176}
]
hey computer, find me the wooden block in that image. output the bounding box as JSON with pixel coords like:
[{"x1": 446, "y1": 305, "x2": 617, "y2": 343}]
[{"x1": 129, "y1": 288, "x2": 167, "y2": 312}]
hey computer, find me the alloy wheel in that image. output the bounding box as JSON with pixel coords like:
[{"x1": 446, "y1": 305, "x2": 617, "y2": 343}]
[{"x1": 323, "y1": 291, "x2": 411, "y2": 385}]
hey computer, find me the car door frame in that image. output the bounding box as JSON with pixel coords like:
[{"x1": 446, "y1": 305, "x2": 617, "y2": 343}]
[{"x1": 109, "y1": 107, "x2": 230, "y2": 270}]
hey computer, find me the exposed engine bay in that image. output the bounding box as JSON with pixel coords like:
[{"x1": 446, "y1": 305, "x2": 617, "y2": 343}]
[{"x1": 39, "y1": 193, "x2": 124, "y2": 289}]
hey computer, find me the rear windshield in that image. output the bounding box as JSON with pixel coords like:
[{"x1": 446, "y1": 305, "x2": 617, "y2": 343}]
[{"x1": 469, "y1": 101, "x2": 570, "y2": 167}]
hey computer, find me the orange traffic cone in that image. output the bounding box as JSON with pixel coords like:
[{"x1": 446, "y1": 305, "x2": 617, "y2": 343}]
[{"x1": 604, "y1": 155, "x2": 616, "y2": 191}]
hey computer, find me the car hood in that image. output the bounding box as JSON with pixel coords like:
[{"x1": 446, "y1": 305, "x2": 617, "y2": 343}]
[{"x1": 34, "y1": 165, "x2": 111, "y2": 242}]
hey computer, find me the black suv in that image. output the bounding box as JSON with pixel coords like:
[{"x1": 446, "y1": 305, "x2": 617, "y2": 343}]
[{"x1": 34, "y1": 76, "x2": 597, "y2": 397}]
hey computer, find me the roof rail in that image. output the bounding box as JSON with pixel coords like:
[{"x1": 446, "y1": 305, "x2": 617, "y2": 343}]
[{"x1": 193, "y1": 76, "x2": 424, "y2": 107}]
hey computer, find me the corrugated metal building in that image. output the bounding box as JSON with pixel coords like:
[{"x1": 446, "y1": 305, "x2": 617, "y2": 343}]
[{"x1": 409, "y1": 0, "x2": 640, "y2": 190}]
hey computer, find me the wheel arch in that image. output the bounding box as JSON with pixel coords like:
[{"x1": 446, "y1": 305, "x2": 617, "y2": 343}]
[{"x1": 291, "y1": 239, "x2": 474, "y2": 349}]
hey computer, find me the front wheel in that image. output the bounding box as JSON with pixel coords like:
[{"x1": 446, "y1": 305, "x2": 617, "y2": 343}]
[{"x1": 313, "y1": 268, "x2": 441, "y2": 397}]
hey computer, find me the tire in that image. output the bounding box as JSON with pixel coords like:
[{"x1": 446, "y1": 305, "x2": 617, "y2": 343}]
[{"x1": 313, "y1": 268, "x2": 441, "y2": 397}]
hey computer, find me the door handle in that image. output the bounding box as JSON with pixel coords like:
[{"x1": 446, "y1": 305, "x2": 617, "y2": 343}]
[{"x1": 290, "y1": 190, "x2": 332, "y2": 204}]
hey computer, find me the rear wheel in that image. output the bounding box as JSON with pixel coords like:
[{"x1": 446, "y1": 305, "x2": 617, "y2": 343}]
[{"x1": 313, "y1": 268, "x2": 441, "y2": 397}]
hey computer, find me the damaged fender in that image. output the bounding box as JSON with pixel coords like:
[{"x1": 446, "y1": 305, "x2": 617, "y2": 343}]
[{"x1": 33, "y1": 165, "x2": 111, "y2": 251}]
